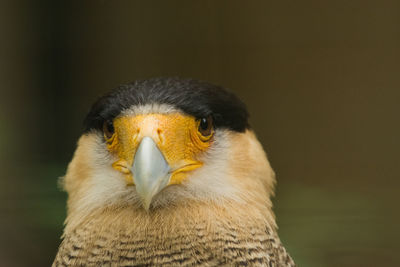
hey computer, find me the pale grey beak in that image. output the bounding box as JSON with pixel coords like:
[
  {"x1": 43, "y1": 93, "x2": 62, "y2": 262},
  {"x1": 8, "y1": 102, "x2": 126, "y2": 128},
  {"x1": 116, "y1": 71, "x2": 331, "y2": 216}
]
[{"x1": 130, "y1": 136, "x2": 171, "y2": 210}]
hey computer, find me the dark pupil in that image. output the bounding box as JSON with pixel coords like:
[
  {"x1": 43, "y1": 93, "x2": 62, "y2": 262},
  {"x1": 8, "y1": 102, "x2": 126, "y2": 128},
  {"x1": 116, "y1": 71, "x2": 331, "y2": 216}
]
[
  {"x1": 200, "y1": 118, "x2": 208, "y2": 130},
  {"x1": 106, "y1": 121, "x2": 114, "y2": 133}
]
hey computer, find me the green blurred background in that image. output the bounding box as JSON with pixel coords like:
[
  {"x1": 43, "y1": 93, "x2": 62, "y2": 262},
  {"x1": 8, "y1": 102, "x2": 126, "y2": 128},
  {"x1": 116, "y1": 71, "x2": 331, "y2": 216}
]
[{"x1": 1, "y1": 1, "x2": 399, "y2": 266}]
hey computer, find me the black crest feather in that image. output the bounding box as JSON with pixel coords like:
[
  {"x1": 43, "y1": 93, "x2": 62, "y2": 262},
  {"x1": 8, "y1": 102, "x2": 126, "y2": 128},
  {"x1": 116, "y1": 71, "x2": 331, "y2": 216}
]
[{"x1": 83, "y1": 77, "x2": 249, "y2": 133}]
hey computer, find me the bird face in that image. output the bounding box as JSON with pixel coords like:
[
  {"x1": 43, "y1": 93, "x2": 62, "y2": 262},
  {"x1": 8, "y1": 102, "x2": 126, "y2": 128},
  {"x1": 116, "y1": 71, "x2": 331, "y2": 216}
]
[
  {"x1": 63, "y1": 78, "x2": 275, "y2": 215},
  {"x1": 104, "y1": 112, "x2": 213, "y2": 209}
]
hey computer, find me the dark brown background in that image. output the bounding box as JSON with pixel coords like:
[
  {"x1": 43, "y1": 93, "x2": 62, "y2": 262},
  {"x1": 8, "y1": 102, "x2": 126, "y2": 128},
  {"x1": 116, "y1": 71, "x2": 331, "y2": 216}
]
[{"x1": 1, "y1": 1, "x2": 399, "y2": 266}]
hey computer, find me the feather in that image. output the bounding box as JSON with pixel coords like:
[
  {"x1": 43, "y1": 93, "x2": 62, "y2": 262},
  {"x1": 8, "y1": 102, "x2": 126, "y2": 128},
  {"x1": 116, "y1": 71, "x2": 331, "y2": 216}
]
[
  {"x1": 53, "y1": 78, "x2": 295, "y2": 266},
  {"x1": 53, "y1": 202, "x2": 295, "y2": 266}
]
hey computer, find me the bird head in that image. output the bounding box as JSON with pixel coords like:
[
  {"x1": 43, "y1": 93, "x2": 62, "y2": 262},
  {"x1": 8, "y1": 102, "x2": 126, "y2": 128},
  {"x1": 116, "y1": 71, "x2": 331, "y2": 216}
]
[{"x1": 63, "y1": 78, "x2": 276, "y2": 220}]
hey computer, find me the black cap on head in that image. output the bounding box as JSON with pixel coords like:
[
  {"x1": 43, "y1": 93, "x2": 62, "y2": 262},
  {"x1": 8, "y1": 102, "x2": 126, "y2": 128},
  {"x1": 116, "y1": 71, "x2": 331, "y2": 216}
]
[{"x1": 84, "y1": 77, "x2": 249, "y2": 133}]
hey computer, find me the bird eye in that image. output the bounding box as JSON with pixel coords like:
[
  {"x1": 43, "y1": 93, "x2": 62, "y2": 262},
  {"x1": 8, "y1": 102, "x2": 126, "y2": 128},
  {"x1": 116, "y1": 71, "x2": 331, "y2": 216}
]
[
  {"x1": 198, "y1": 116, "x2": 213, "y2": 137},
  {"x1": 103, "y1": 120, "x2": 115, "y2": 140}
]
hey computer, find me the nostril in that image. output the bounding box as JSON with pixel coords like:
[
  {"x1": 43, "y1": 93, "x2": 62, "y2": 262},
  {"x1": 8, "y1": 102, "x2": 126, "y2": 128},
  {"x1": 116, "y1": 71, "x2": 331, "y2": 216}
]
[
  {"x1": 132, "y1": 128, "x2": 140, "y2": 142},
  {"x1": 157, "y1": 129, "x2": 163, "y2": 144}
]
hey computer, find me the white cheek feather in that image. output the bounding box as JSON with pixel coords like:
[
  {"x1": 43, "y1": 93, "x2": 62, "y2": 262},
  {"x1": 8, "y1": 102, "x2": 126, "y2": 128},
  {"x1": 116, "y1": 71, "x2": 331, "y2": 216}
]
[
  {"x1": 85, "y1": 162, "x2": 137, "y2": 208},
  {"x1": 173, "y1": 130, "x2": 243, "y2": 202},
  {"x1": 63, "y1": 133, "x2": 138, "y2": 222}
]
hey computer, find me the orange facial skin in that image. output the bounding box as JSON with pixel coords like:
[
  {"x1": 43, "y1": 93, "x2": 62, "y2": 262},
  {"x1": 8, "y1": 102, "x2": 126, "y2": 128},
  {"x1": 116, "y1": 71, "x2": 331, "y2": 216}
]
[{"x1": 105, "y1": 113, "x2": 213, "y2": 185}]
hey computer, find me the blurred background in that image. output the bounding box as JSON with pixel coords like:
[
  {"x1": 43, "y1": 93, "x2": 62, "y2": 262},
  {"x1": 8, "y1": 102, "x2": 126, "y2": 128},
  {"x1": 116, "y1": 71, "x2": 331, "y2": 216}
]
[{"x1": 1, "y1": 0, "x2": 399, "y2": 266}]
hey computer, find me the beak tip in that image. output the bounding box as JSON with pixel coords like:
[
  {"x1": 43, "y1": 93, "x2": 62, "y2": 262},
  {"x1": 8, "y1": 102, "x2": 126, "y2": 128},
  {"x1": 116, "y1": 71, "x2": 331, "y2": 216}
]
[{"x1": 142, "y1": 198, "x2": 152, "y2": 211}]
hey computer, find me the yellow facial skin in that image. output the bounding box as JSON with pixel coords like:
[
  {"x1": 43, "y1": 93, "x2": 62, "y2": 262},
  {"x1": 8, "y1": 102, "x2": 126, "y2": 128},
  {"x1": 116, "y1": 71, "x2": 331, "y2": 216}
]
[{"x1": 105, "y1": 113, "x2": 213, "y2": 186}]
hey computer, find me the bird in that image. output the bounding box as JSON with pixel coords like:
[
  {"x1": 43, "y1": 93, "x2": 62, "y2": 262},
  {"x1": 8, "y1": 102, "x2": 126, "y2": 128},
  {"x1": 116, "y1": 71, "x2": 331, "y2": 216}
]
[{"x1": 53, "y1": 77, "x2": 295, "y2": 266}]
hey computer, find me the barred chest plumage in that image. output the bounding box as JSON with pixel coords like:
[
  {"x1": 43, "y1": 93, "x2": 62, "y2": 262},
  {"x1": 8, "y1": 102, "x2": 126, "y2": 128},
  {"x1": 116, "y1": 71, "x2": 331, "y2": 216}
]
[{"x1": 53, "y1": 203, "x2": 295, "y2": 266}]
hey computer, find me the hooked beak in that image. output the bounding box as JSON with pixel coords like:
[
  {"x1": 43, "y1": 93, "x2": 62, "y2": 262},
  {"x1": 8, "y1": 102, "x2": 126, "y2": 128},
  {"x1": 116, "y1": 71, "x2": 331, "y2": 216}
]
[{"x1": 131, "y1": 137, "x2": 171, "y2": 210}]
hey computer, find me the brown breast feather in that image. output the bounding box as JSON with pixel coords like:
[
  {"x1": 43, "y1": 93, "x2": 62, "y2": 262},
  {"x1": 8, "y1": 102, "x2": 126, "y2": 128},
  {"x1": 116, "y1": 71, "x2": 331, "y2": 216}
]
[{"x1": 53, "y1": 204, "x2": 295, "y2": 266}]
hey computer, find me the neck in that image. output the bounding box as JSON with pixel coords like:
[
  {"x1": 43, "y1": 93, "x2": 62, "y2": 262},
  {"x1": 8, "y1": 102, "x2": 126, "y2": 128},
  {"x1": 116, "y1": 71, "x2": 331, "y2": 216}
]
[{"x1": 63, "y1": 199, "x2": 276, "y2": 238}]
